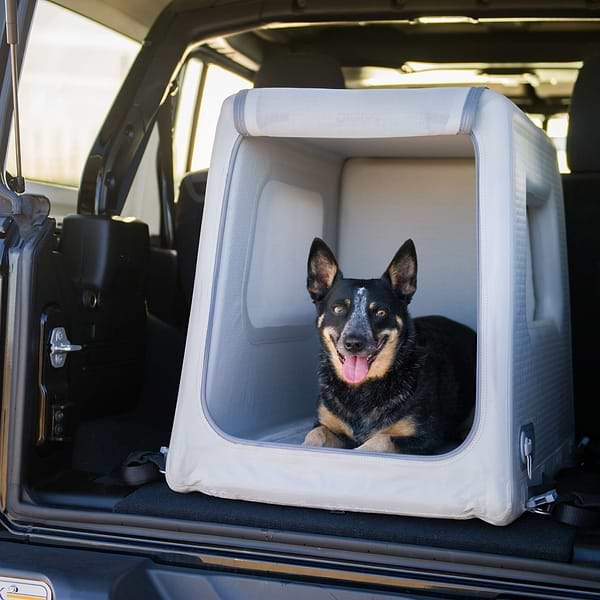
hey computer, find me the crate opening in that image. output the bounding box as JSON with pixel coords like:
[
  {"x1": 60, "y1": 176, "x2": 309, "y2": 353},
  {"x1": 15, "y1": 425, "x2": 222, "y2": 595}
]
[{"x1": 204, "y1": 133, "x2": 478, "y2": 455}]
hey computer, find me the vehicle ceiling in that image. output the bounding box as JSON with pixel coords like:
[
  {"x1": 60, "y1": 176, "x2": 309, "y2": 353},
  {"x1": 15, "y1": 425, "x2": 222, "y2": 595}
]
[
  {"x1": 54, "y1": 1, "x2": 600, "y2": 114},
  {"x1": 54, "y1": 0, "x2": 170, "y2": 40},
  {"x1": 223, "y1": 18, "x2": 600, "y2": 115}
]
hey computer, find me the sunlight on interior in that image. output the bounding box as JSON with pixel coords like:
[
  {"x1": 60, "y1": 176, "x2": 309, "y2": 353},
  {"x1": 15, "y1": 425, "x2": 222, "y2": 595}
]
[
  {"x1": 6, "y1": 0, "x2": 139, "y2": 187},
  {"x1": 527, "y1": 113, "x2": 570, "y2": 173},
  {"x1": 190, "y1": 65, "x2": 251, "y2": 171},
  {"x1": 9, "y1": 2, "x2": 574, "y2": 191},
  {"x1": 415, "y1": 16, "x2": 478, "y2": 25},
  {"x1": 173, "y1": 58, "x2": 204, "y2": 194},
  {"x1": 528, "y1": 114, "x2": 545, "y2": 129},
  {"x1": 343, "y1": 61, "x2": 573, "y2": 174},
  {"x1": 346, "y1": 62, "x2": 578, "y2": 100},
  {"x1": 547, "y1": 114, "x2": 570, "y2": 173},
  {"x1": 414, "y1": 16, "x2": 600, "y2": 25}
]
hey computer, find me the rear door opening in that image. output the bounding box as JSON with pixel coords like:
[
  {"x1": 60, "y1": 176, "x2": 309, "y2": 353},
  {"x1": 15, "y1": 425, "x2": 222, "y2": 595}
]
[{"x1": 1, "y1": 1, "x2": 600, "y2": 595}]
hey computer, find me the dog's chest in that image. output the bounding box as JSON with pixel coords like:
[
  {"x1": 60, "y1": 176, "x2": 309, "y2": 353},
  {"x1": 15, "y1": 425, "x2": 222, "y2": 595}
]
[
  {"x1": 319, "y1": 361, "x2": 419, "y2": 444},
  {"x1": 328, "y1": 396, "x2": 408, "y2": 445}
]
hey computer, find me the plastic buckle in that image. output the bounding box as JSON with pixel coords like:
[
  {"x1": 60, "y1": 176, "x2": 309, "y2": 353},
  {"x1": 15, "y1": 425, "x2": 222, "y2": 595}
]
[
  {"x1": 526, "y1": 489, "x2": 558, "y2": 515},
  {"x1": 159, "y1": 446, "x2": 168, "y2": 474}
]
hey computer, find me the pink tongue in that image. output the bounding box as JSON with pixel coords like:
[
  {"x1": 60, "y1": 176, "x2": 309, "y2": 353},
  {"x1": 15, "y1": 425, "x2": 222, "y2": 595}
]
[{"x1": 342, "y1": 355, "x2": 369, "y2": 384}]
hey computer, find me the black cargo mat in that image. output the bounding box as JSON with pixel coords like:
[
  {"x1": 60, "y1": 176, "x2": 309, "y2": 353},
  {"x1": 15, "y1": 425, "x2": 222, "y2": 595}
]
[{"x1": 114, "y1": 482, "x2": 576, "y2": 562}]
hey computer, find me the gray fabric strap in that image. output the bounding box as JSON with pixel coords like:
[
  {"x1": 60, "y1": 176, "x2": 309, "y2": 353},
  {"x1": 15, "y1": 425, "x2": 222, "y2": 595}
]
[
  {"x1": 233, "y1": 89, "x2": 250, "y2": 136},
  {"x1": 459, "y1": 87, "x2": 486, "y2": 134}
]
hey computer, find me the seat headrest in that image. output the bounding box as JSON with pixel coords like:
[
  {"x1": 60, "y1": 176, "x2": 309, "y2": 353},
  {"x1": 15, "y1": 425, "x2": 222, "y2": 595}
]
[
  {"x1": 567, "y1": 56, "x2": 600, "y2": 173},
  {"x1": 253, "y1": 53, "x2": 345, "y2": 89}
]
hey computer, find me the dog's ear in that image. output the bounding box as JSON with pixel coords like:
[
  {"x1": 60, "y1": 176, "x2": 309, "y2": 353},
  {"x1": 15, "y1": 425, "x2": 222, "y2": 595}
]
[
  {"x1": 307, "y1": 238, "x2": 341, "y2": 302},
  {"x1": 383, "y1": 239, "x2": 417, "y2": 301}
]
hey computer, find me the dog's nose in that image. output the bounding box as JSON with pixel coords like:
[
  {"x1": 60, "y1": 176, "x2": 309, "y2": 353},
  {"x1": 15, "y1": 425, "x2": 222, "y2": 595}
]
[{"x1": 343, "y1": 336, "x2": 366, "y2": 353}]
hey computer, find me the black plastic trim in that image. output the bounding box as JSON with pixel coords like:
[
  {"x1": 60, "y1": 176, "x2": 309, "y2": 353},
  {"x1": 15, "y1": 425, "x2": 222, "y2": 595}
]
[{"x1": 2, "y1": 510, "x2": 600, "y2": 598}]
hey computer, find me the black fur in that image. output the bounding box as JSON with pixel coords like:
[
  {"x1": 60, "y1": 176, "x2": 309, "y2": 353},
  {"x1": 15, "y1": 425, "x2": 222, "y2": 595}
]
[{"x1": 306, "y1": 238, "x2": 476, "y2": 454}]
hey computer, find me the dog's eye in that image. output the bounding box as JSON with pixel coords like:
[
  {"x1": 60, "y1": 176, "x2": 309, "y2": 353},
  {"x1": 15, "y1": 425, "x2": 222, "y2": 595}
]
[
  {"x1": 375, "y1": 308, "x2": 388, "y2": 318},
  {"x1": 332, "y1": 304, "x2": 345, "y2": 315}
]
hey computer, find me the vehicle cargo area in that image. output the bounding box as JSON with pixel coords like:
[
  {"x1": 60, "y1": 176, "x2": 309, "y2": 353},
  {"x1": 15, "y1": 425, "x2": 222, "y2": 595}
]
[{"x1": 3, "y1": 6, "x2": 600, "y2": 582}]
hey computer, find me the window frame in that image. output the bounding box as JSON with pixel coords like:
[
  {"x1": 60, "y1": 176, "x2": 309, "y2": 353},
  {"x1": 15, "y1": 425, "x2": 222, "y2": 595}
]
[
  {"x1": 173, "y1": 48, "x2": 254, "y2": 178},
  {"x1": 0, "y1": 0, "x2": 36, "y2": 187},
  {"x1": 147, "y1": 48, "x2": 253, "y2": 248}
]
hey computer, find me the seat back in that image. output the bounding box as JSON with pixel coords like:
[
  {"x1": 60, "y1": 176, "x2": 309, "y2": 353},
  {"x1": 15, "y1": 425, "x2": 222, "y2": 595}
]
[
  {"x1": 253, "y1": 53, "x2": 345, "y2": 89},
  {"x1": 175, "y1": 54, "x2": 346, "y2": 325},
  {"x1": 562, "y1": 56, "x2": 600, "y2": 438},
  {"x1": 175, "y1": 170, "x2": 208, "y2": 320},
  {"x1": 60, "y1": 214, "x2": 149, "y2": 417}
]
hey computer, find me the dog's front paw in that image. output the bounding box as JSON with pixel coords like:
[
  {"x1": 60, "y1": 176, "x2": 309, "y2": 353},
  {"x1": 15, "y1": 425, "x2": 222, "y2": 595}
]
[
  {"x1": 303, "y1": 425, "x2": 347, "y2": 448},
  {"x1": 355, "y1": 434, "x2": 397, "y2": 453},
  {"x1": 303, "y1": 426, "x2": 328, "y2": 447}
]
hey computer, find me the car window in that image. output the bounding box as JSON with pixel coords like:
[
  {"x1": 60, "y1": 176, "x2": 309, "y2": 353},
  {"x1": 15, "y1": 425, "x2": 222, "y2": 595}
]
[
  {"x1": 547, "y1": 113, "x2": 569, "y2": 173},
  {"x1": 528, "y1": 113, "x2": 570, "y2": 173},
  {"x1": 172, "y1": 58, "x2": 204, "y2": 195},
  {"x1": 172, "y1": 62, "x2": 252, "y2": 196},
  {"x1": 120, "y1": 124, "x2": 162, "y2": 236},
  {"x1": 190, "y1": 64, "x2": 252, "y2": 172},
  {"x1": 5, "y1": 0, "x2": 139, "y2": 201}
]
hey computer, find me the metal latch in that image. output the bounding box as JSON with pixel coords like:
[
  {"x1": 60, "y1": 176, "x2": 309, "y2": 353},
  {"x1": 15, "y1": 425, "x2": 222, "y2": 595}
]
[
  {"x1": 526, "y1": 489, "x2": 558, "y2": 515},
  {"x1": 520, "y1": 423, "x2": 535, "y2": 480},
  {"x1": 49, "y1": 327, "x2": 81, "y2": 368}
]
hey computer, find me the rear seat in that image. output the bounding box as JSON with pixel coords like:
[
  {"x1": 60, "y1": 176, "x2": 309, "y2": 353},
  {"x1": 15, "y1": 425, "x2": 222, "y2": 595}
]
[
  {"x1": 175, "y1": 170, "x2": 208, "y2": 323},
  {"x1": 175, "y1": 53, "x2": 346, "y2": 325},
  {"x1": 562, "y1": 56, "x2": 600, "y2": 440}
]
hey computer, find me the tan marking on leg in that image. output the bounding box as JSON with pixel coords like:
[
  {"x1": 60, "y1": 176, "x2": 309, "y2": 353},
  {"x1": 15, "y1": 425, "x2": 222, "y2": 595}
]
[
  {"x1": 355, "y1": 417, "x2": 416, "y2": 454},
  {"x1": 321, "y1": 326, "x2": 344, "y2": 380},
  {"x1": 355, "y1": 434, "x2": 397, "y2": 453},
  {"x1": 317, "y1": 313, "x2": 324, "y2": 328},
  {"x1": 318, "y1": 404, "x2": 353, "y2": 439},
  {"x1": 383, "y1": 415, "x2": 416, "y2": 438},
  {"x1": 303, "y1": 425, "x2": 347, "y2": 448}
]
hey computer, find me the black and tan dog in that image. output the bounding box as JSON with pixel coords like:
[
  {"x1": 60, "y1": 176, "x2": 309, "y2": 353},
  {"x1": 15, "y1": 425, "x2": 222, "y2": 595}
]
[{"x1": 303, "y1": 238, "x2": 476, "y2": 454}]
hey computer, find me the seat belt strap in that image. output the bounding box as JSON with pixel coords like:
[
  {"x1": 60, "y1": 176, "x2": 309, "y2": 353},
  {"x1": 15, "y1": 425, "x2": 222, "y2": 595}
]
[
  {"x1": 526, "y1": 438, "x2": 600, "y2": 528},
  {"x1": 527, "y1": 489, "x2": 600, "y2": 527},
  {"x1": 553, "y1": 500, "x2": 600, "y2": 528},
  {"x1": 96, "y1": 447, "x2": 168, "y2": 487}
]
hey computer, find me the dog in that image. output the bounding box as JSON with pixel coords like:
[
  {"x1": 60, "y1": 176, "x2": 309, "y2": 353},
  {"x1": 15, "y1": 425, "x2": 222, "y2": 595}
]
[{"x1": 303, "y1": 238, "x2": 476, "y2": 454}]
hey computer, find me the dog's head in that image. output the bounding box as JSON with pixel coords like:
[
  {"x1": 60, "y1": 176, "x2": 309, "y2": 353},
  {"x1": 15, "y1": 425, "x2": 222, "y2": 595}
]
[{"x1": 307, "y1": 238, "x2": 417, "y2": 386}]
